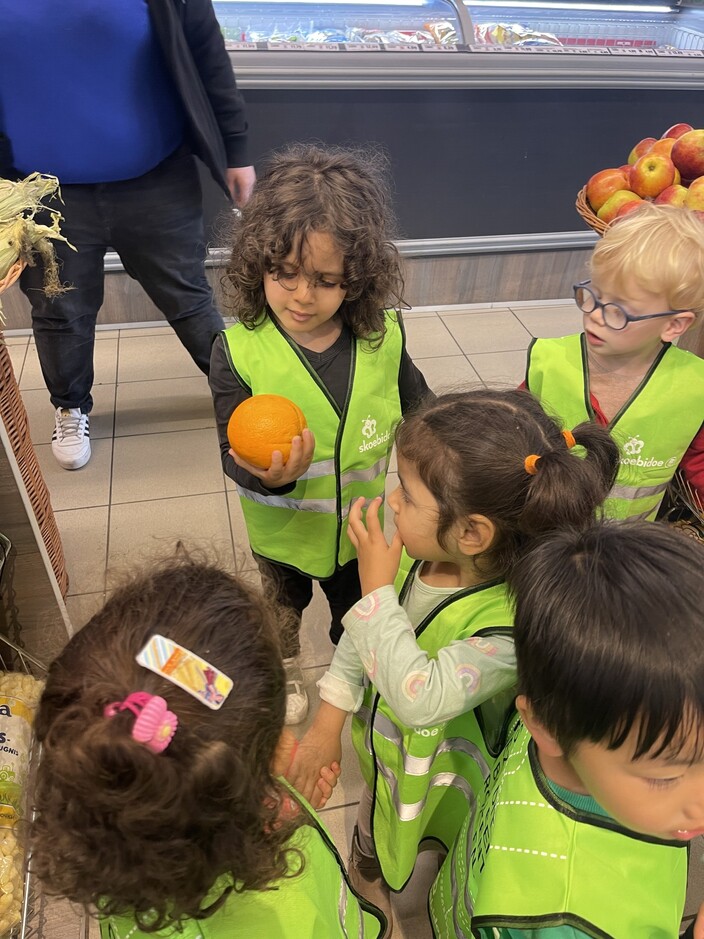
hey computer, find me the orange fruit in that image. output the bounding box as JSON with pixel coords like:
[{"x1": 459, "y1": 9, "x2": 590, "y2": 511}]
[{"x1": 227, "y1": 394, "x2": 307, "y2": 469}]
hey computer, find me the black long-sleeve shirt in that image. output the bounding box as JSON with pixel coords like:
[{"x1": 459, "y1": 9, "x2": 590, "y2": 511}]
[{"x1": 209, "y1": 323, "x2": 431, "y2": 496}]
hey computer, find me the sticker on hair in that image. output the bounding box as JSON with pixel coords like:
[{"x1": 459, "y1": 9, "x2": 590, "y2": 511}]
[{"x1": 136, "y1": 635, "x2": 233, "y2": 710}]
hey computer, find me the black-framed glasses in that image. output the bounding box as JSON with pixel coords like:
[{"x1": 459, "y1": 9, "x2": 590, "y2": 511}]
[{"x1": 573, "y1": 281, "x2": 685, "y2": 331}]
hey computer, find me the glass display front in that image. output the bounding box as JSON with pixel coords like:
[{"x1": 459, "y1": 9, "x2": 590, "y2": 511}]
[
  {"x1": 464, "y1": 2, "x2": 704, "y2": 50},
  {"x1": 214, "y1": 0, "x2": 462, "y2": 45}
]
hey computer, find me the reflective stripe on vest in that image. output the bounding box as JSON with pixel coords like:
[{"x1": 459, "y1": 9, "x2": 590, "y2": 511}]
[
  {"x1": 223, "y1": 313, "x2": 404, "y2": 578},
  {"x1": 351, "y1": 553, "x2": 513, "y2": 890},
  {"x1": 525, "y1": 334, "x2": 704, "y2": 521},
  {"x1": 429, "y1": 717, "x2": 688, "y2": 939}
]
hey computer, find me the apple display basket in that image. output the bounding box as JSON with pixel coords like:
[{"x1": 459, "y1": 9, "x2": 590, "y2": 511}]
[{"x1": 575, "y1": 186, "x2": 609, "y2": 237}]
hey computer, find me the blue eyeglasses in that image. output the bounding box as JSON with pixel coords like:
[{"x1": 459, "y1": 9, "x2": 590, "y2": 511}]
[{"x1": 573, "y1": 281, "x2": 686, "y2": 331}]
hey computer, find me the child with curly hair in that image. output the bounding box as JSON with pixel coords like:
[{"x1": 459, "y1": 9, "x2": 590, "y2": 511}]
[
  {"x1": 209, "y1": 143, "x2": 429, "y2": 723},
  {"x1": 29, "y1": 557, "x2": 387, "y2": 939}
]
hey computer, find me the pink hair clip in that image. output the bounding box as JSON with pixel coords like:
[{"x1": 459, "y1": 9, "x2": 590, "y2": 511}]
[{"x1": 104, "y1": 692, "x2": 178, "y2": 754}]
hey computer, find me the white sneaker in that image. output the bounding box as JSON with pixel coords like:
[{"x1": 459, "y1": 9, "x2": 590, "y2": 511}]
[
  {"x1": 283, "y1": 658, "x2": 309, "y2": 725},
  {"x1": 51, "y1": 408, "x2": 91, "y2": 470}
]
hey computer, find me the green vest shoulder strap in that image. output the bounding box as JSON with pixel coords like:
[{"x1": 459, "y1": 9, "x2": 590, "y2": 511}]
[
  {"x1": 430, "y1": 716, "x2": 687, "y2": 939},
  {"x1": 100, "y1": 781, "x2": 386, "y2": 939},
  {"x1": 526, "y1": 334, "x2": 704, "y2": 521},
  {"x1": 222, "y1": 312, "x2": 404, "y2": 578},
  {"x1": 352, "y1": 554, "x2": 514, "y2": 890}
]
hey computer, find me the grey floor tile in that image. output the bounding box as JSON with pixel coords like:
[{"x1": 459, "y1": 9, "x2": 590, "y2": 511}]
[
  {"x1": 2, "y1": 333, "x2": 31, "y2": 345},
  {"x1": 468, "y1": 349, "x2": 528, "y2": 387},
  {"x1": 21, "y1": 383, "x2": 116, "y2": 444},
  {"x1": 95, "y1": 328, "x2": 121, "y2": 340},
  {"x1": 117, "y1": 333, "x2": 203, "y2": 383},
  {"x1": 41, "y1": 896, "x2": 90, "y2": 939},
  {"x1": 19, "y1": 338, "x2": 118, "y2": 391},
  {"x1": 115, "y1": 376, "x2": 214, "y2": 437},
  {"x1": 299, "y1": 585, "x2": 335, "y2": 670},
  {"x1": 440, "y1": 310, "x2": 531, "y2": 355},
  {"x1": 415, "y1": 356, "x2": 482, "y2": 395},
  {"x1": 318, "y1": 800, "x2": 359, "y2": 857},
  {"x1": 35, "y1": 437, "x2": 113, "y2": 511},
  {"x1": 511, "y1": 303, "x2": 583, "y2": 338},
  {"x1": 111, "y1": 427, "x2": 224, "y2": 504},
  {"x1": 403, "y1": 316, "x2": 462, "y2": 359},
  {"x1": 107, "y1": 492, "x2": 235, "y2": 583},
  {"x1": 225, "y1": 487, "x2": 257, "y2": 571},
  {"x1": 54, "y1": 505, "x2": 109, "y2": 596},
  {"x1": 119, "y1": 324, "x2": 171, "y2": 338},
  {"x1": 438, "y1": 305, "x2": 510, "y2": 317},
  {"x1": 64, "y1": 591, "x2": 106, "y2": 634}
]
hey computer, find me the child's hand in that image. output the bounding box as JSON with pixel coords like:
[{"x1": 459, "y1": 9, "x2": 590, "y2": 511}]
[
  {"x1": 230, "y1": 428, "x2": 316, "y2": 488},
  {"x1": 347, "y1": 496, "x2": 403, "y2": 596},
  {"x1": 285, "y1": 718, "x2": 344, "y2": 805}
]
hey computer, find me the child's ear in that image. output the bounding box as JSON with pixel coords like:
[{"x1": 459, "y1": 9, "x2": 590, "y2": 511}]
[
  {"x1": 516, "y1": 694, "x2": 565, "y2": 759},
  {"x1": 455, "y1": 514, "x2": 496, "y2": 558},
  {"x1": 661, "y1": 311, "x2": 695, "y2": 342}
]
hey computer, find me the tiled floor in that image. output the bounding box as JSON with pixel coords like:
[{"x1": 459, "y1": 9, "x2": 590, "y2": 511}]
[{"x1": 14, "y1": 297, "x2": 695, "y2": 938}]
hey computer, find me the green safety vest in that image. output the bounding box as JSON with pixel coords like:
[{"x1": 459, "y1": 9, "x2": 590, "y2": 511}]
[
  {"x1": 351, "y1": 551, "x2": 514, "y2": 891},
  {"x1": 100, "y1": 782, "x2": 387, "y2": 939},
  {"x1": 430, "y1": 716, "x2": 688, "y2": 939},
  {"x1": 525, "y1": 334, "x2": 704, "y2": 521},
  {"x1": 223, "y1": 312, "x2": 404, "y2": 578}
]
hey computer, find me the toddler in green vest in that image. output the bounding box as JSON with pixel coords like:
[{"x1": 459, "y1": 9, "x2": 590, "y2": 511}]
[
  {"x1": 431, "y1": 520, "x2": 704, "y2": 938},
  {"x1": 28, "y1": 555, "x2": 386, "y2": 939},
  {"x1": 287, "y1": 389, "x2": 619, "y2": 928},
  {"x1": 525, "y1": 202, "x2": 704, "y2": 522},
  {"x1": 209, "y1": 143, "x2": 430, "y2": 725}
]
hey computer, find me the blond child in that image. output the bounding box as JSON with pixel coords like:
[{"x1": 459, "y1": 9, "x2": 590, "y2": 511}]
[{"x1": 526, "y1": 203, "x2": 704, "y2": 520}]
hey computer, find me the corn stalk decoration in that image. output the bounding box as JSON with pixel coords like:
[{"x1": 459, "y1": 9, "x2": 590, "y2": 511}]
[{"x1": 0, "y1": 173, "x2": 72, "y2": 306}]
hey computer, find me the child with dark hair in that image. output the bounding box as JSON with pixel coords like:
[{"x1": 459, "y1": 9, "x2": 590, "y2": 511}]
[
  {"x1": 526, "y1": 203, "x2": 704, "y2": 521},
  {"x1": 431, "y1": 520, "x2": 704, "y2": 938},
  {"x1": 29, "y1": 558, "x2": 387, "y2": 939},
  {"x1": 209, "y1": 142, "x2": 429, "y2": 724},
  {"x1": 287, "y1": 389, "x2": 619, "y2": 928}
]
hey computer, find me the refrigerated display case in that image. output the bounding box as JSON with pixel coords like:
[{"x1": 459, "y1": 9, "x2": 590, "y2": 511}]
[{"x1": 196, "y1": 0, "x2": 704, "y2": 309}]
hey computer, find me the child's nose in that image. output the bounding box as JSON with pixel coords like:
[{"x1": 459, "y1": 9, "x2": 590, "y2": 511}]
[
  {"x1": 293, "y1": 277, "x2": 315, "y2": 302},
  {"x1": 388, "y1": 485, "x2": 400, "y2": 512}
]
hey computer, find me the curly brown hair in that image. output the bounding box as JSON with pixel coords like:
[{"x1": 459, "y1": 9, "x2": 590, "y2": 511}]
[
  {"x1": 30, "y1": 556, "x2": 302, "y2": 931},
  {"x1": 222, "y1": 142, "x2": 405, "y2": 339},
  {"x1": 395, "y1": 390, "x2": 620, "y2": 577}
]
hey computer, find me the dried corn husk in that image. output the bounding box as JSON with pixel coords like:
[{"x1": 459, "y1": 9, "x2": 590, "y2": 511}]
[{"x1": 0, "y1": 172, "x2": 72, "y2": 300}]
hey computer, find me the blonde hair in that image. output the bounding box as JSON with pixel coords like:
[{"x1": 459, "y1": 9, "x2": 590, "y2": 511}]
[{"x1": 590, "y1": 204, "x2": 704, "y2": 317}]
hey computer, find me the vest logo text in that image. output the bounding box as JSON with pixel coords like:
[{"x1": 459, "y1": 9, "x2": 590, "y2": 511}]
[
  {"x1": 359, "y1": 415, "x2": 390, "y2": 453},
  {"x1": 620, "y1": 434, "x2": 675, "y2": 469}
]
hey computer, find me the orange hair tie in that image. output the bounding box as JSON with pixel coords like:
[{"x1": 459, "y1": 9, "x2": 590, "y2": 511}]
[
  {"x1": 562, "y1": 429, "x2": 577, "y2": 449},
  {"x1": 524, "y1": 454, "x2": 541, "y2": 476}
]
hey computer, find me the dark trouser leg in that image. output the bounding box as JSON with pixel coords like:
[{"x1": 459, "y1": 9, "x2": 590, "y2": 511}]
[
  {"x1": 254, "y1": 555, "x2": 313, "y2": 658},
  {"x1": 106, "y1": 149, "x2": 224, "y2": 375},
  {"x1": 20, "y1": 185, "x2": 107, "y2": 413},
  {"x1": 320, "y1": 560, "x2": 362, "y2": 645}
]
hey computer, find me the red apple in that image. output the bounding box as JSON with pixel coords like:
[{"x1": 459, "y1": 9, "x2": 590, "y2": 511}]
[
  {"x1": 586, "y1": 168, "x2": 630, "y2": 212},
  {"x1": 654, "y1": 184, "x2": 688, "y2": 206},
  {"x1": 597, "y1": 191, "x2": 643, "y2": 224},
  {"x1": 614, "y1": 200, "x2": 644, "y2": 221},
  {"x1": 628, "y1": 137, "x2": 657, "y2": 165},
  {"x1": 672, "y1": 129, "x2": 704, "y2": 180},
  {"x1": 661, "y1": 123, "x2": 693, "y2": 140},
  {"x1": 684, "y1": 177, "x2": 704, "y2": 211},
  {"x1": 629, "y1": 153, "x2": 676, "y2": 198},
  {"x1": 649, "y1": 138, "x2": 676, "y2": 158}
]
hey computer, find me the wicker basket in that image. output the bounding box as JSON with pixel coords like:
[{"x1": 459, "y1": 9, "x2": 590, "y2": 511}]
[
  {"x1": 575, "y1": 186, "x2": 609, "y2": 237},
  {"x1": 0, "y1": 339, "x2": 69, "y2": 597}
]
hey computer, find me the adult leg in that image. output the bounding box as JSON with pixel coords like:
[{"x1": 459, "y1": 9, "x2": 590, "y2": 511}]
[
  {"x1": 106, "y1": 149, "x2": 224, "y2": 374},
  {"x1": 320, "y1": 559, "x2": 362, "y2": 645},
  {"x1": 20, "y1": 184, "x2": 106, "y2": 414}
]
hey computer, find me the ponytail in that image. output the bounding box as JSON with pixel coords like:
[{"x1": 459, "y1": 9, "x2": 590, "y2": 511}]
[
  {"x1": 395, "y1": 389, "x2": 620, "y2": 577},
  {"x1": 520, "y1": 419, "x2": 619, "y2": 535}
]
